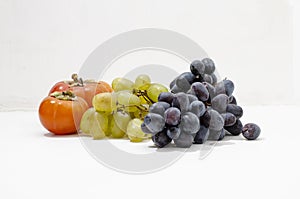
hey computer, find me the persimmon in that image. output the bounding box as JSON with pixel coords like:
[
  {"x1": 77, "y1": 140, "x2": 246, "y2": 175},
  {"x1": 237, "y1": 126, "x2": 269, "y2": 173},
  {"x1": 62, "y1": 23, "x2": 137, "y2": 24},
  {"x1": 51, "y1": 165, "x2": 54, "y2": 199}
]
[
  {"x1": 49, "y1": 74, "x2": 113, "y2": 107},
  {"x1": 39, "y1": 91, "x2": 89, "y2": 135}
]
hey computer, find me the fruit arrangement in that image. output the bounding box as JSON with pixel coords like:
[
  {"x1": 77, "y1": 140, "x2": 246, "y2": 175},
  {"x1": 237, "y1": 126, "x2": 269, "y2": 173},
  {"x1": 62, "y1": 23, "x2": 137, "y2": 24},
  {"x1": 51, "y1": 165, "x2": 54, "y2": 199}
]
[
  {"x1": 39, "y1": 58, "x2": 261, "y2": 148},
  {"x1": 141, "y1": 58, "x2": 261, "y2": 148},
  {"x1": 80, "y1": 75, "x2": 168, "y2": 142}
]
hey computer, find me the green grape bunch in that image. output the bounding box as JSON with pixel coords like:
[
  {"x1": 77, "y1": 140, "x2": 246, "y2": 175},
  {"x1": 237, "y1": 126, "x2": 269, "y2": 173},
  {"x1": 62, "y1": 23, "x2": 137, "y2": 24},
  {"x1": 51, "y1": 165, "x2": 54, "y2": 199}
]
[{"x1": 79, "y1": 74, "x2": 168, "y2": 143}]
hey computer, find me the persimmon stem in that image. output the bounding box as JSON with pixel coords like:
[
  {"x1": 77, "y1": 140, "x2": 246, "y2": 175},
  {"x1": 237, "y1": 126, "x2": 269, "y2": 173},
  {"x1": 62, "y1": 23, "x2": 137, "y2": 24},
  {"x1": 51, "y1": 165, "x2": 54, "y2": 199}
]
[{"x1": 71, "y1": 73, "x2": 84, "y2": 86}]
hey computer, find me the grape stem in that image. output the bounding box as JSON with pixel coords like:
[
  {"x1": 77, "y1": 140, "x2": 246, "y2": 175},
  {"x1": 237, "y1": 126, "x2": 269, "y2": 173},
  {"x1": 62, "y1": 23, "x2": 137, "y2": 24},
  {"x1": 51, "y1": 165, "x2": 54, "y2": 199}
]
[
  {"x1": 205, "y1": 102, "x2": 212, "y2": 107},
  {"x1": 132, "y1": 89, "x2": 154, "y2": 104},
  {"x1": 117, "y1": 104, "x2": 149, "y2": 111}
]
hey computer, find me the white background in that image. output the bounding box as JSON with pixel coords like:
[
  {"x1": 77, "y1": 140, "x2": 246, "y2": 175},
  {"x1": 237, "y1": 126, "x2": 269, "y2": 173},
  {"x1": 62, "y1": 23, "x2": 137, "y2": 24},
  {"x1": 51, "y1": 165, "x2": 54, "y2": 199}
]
[
  {"x1": 1, "y1": 0, "x2": 300, "y2": 199},
  {"x1": 0, "y1": 0, "x2": 299, "y2": 110}
]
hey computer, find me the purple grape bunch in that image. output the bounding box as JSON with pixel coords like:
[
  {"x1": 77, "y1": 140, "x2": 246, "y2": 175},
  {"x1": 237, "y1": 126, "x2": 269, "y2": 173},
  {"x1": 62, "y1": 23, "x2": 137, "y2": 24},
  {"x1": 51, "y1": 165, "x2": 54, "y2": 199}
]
[{"x1": 141, "y1": 58, "x2": 261, "y2": 148}]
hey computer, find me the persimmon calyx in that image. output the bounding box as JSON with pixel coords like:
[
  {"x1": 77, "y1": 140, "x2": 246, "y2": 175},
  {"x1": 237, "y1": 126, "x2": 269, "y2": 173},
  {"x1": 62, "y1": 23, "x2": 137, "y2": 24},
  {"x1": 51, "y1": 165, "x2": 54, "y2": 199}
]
[{"x1": 50, "y1": 91, "x2": 77, "y2": 101}]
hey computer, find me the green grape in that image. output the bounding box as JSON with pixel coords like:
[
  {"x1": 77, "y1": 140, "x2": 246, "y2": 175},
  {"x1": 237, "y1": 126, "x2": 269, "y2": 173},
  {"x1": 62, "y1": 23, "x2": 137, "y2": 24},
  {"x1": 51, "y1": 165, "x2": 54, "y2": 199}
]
[
  {"x1": 147, "y1": 83, "x2": 168, "y2": 102},
  {"x1": 80, "y1": 108, "x2": 108, "y2": 139},
  {"x1": 94, "y1": 111, "x2": 113, "y2": 136},
  {"x1": 105, "y1": 114, "x2": 113, "y2": 136},
  {"x1": 92, "y1": 93, "x2": 116, "y2": 112},
  {"x1": 134, "y1": 74, "x2": 151, "y2": 90},
  {"x1": 126, "y1": 118, "x2": 148, "y2": 142},
  {"x1": 117, "y1": 91, "x2": 141, "y2": 112},
  {"x1": 80, "y1": 109, "x2": 93, "y2": 135},
  {"x1": 110, "y1": 111, "x2": 132, "y2": 138},
  {"x1": 112, "y1": 77, "x2": 134, "y2": 92}
]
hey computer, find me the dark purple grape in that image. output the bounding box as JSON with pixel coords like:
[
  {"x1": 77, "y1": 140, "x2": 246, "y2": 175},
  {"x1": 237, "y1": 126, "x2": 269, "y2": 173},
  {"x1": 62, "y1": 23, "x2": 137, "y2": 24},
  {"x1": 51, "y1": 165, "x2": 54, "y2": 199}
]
[
  {"x1": 208, "y1": 128, "x2": 225, "y2": 141},
  {"x1": 149, "y1": 102, "x2": 169, "y2": 116},
  {"x1": 215, "y1": 79, "x2": 234, "y2": 96},
  {"x1": 158, "y1": 92, "x2": 174, "y2": 105},
  {"x1": 187, "y1": 88, "x2": 195, "y2": 95},
  {"x1": 229, "y1": 95, "x2": 237, "y2": 105},
  {"x1": 223, "y1": 79, "x2": 234, "y2": 96},
  {"x1": 167, "y1": 126, "x2": 181, "y2": 139},
  {"x1": 141, "y1": 122, "x2": 155, "y2": 135},
  {"x1": 224, "y1": 119, "x2": 243, "y2": 136},
  {"x1": 208, "y1": 109, "x2": 224, "y2": 131},
  {"x1": 202, "y1": 58, "x2": 215, "y2": 74},
  {"x1": 211, "y1": 94, "x2": 229, "y2": 113},
  {"x1": 221, "y1": 112, "x2": 237, "y2": 127},
  {"x1": 187, "y1": 94, "x2": 198, "y2": 103},
  {"x1": 179, "y1": 72, "x2": 195, "y2": 84},
  {"x1": 164, "y1": 107, "x2": 181, "y2": 126},
  {"x1": 169, "y1": 78, "x2": 177, "y2": 89},
  {"x1": 194, "y1": 125, "x2": 209, "y2": 144},
  {"x1": 224, "y1": 129, "x2": 231, "y2": 136},
  {"x1": 194, "y1": 74, "x2": 204, "y2": 83},
  {"x1": 171, "y1": 85, "x2": 184, "y2": 94},
  {"x1": 203, "y1": 82, "x2": 215, "y2": 97},
  {"x1": 179, "y1": 112, "x2": 200, "y2": 134},
  {"x1": 242, "y1": 123, "x2": 261, "y2": 140},
  {"x1": 211, "y1": 73, "x2": 217, "y2": 85},
  {"x1": 190, "y1": 60, "x2": 205, "y2": 75},
  {"x1": 215, "y1": 82, "x2": 225, "y2": 95},
  {"x1": 157, "y1": 101, "x2": 171, "y2": 110},
  {"x1": 173, "y1": 131, "x2": 194, "y2": 148},
  {"x1": 176, "y1": 75, "x2": 191, "y2": 91},
  {"x1": 172, "y1": 92, "x2": 189, "y2": 112},
  {"x1": 203, "y1": 74, "x2": 213, "y2": 84},
  {"x1": 226, "y1": 104, "x2": 243, "y2": 119},
  {"x1": 191, "y1": 82, "x2": 209, "y2": 101},
  {"x1": 218, "y1": 128, "x2": 226, "y2": 141},
  {"x1": 200, "y1": 111, "x2": 211, "y2": 128},
  {"x1": 152, "y1": 129, "x2": 172, "y2": 148},
  {"x1": 144, "y1": 113, "x2": 165, "y2": 133},
  {"x1": 189, "y1": 100, "x2": 206, "y2": 117}
]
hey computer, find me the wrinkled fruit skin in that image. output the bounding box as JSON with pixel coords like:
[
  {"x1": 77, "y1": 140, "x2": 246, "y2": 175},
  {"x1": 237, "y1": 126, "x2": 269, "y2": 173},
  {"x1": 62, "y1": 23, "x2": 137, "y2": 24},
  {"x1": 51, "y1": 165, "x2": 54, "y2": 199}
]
[{"x1": 242, "y1": 123, "x2": 261, "y2": 140}]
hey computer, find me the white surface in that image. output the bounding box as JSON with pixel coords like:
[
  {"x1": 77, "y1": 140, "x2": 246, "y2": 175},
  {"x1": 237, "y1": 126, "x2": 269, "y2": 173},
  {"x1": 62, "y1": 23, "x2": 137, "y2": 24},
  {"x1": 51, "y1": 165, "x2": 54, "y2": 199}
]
[
  {"x1": 1, "y1": 0, "x2": 299, "y2": 198},
  {"x1": 0, "y1": 0, "x2": 297, "y2": 109},
  {"x1": 1, "y1": 105, "x2": 299, "y2": 199}
]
